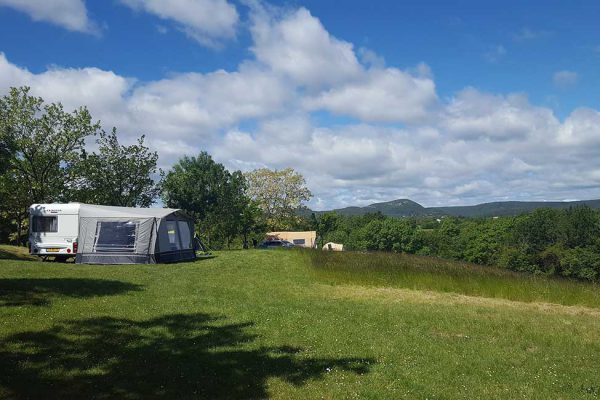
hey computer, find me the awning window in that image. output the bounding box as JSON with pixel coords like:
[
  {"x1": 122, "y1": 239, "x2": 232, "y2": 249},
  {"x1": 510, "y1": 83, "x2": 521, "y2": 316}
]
[{"x1": 93, "y1": 221, "x2": 138, "y2": 253}]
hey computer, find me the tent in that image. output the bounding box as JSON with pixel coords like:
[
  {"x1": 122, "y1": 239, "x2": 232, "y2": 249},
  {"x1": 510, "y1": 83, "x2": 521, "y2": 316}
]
[{"x1": 76, "y1": 204, "x2": 196, "y2": 264}]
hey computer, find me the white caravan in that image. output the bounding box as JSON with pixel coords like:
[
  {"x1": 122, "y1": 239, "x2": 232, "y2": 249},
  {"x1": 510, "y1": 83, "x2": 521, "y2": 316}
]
[{"x1": 29, "y1": 203, "x2": 80, "y2": 260}]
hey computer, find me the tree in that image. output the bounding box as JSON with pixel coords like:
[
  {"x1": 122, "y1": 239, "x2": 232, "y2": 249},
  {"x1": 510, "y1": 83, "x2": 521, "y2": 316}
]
[
  {"x1": 244, "y1": 168, "x2": 312, "y2": 230},
  {"x1": 239, "y1": 200, "x2": 267, "y2": 248},
  {"x1": 0, "y1": 121, "x2": 13, "y2": 175},
  {"x1": 314, "y1": 212, "x2": 339, "y2": 247},
  {"x1": 73, "y1": 129, "x2": 159, "y2": 207},
  {"x1": 0, "y1": 87, "x2": 100, "y2": 203},
  {"x1": 0, "y1": 169, "x2": 30, "y2": 245},
  {"x1": 161, "y1": 152, "x2": 252, "y2": 248}
]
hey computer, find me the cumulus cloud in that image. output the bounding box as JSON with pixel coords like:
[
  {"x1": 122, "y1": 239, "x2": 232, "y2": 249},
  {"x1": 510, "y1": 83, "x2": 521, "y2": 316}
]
[
  {"x1": 0, "y1": 0, "x2": 99, "y2": 34},
  {"x1": 249, "y1": 6, "x2": 361, "y2": 87},
  {"x1": 553, "y1": 70, "x2": 578, "y2": 88},
  {"x1": 305, "y1": 68, "x2": 437, "y2": 123},
  {"x1": 0, "y1": 53, "x2": 130, "y2": 128},
  {"x1": 442, "y1": 88, "x2": 558, "y2": 141},
  {"x1": 3, "y1": 4, "x2": 600, "y2": 209},
  {"x1": 120, "y1": 0, "x2": 239, "y2": 46}
]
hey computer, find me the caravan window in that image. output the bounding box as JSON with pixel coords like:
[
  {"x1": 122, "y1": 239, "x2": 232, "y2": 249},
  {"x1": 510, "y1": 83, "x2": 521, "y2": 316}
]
[
  {"x1": 93, "y1": 221, "x2": 138, "y2": 253},
  {"x1": 166, "y1": 220, "x2": 181, "y2": 250},
  {"x1": 32, "y1": 216, "x2": 58, "y2": 233},
  {"x1": 178, "y1": 221, "x2": 192, "y2": 249}
]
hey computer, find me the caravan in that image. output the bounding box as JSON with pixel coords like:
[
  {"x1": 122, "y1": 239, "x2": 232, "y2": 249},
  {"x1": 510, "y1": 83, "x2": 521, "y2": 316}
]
[
  {"x1": 29, "y1": 203, "x2": 80, "y2": 261},
  {"x1": 29, "y1": 203, "x2": 196, "y2": 264}
]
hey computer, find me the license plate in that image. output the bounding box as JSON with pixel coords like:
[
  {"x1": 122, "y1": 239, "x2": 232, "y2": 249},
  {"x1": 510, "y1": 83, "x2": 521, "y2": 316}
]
[{"x1": 46, "y1": 248, "x2": 60, "y2": 253}]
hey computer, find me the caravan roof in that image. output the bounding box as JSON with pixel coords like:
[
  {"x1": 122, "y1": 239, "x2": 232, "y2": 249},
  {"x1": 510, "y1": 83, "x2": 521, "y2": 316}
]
[{"x1": 30, "y1": 203, "x2": 186, "y2": 218}]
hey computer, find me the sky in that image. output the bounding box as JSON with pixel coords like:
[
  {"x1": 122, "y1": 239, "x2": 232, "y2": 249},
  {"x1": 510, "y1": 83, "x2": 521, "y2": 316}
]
[{"x1": 1, "y1": 0, "x2": 600, "y2": 210}]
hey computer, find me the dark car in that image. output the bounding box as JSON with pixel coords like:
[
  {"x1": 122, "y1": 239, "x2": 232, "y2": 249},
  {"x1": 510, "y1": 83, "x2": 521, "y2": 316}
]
[{"x1": 258, "y1": 240, "x2": 295, "y2": 249}]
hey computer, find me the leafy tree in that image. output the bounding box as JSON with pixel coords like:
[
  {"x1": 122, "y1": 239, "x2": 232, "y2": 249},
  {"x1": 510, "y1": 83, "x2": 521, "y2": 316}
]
[
  {"x1": 161, "y1": 152, "x2": 253, "y2": 248},
  {"x1": 512, "y1": 209, "x2": 561, "y2": 253},
  {"x1": 244, "y1": 168, "x2": 312, "y2": 230},
  {"x1": 73, "y1": 129, "x2": 159, "y2": 207},
  {"x1": 0, "y1": 169, "x2": 30, "y2": 245},
  {"x1": 239, "y1": 200, "x2": 267, "y2": 248},
  {"x1": 0, "y1": 122, "x2": 13, "y2": 175},
  {"x1": 0, "y1": 87, "x2": 100, "y2": 203},
  {"x1": 314, "y1": 212, "x2": 339, "y2": 247},
  {"x1": 560, "y1": 206, "x2": 599, "y2": 248}
]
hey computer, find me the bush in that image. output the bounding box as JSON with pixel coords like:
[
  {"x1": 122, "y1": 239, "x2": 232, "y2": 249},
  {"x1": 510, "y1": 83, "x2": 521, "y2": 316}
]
[
  {"x1": 498, "y1": 247, "x2": 535, "y2": 273},
  {"x1": 559, "y1": 247, "x2": 600, "y2": 281}
]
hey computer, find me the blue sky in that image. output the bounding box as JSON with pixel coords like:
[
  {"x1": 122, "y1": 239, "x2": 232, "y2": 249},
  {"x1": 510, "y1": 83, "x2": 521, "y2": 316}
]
[{"x1": 1, "y1": 0, "x2": 600, "y2": 209}]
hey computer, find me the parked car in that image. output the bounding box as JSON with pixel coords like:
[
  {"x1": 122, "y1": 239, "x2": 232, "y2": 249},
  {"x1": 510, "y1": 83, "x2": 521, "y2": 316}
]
[{"x1": 258, "y1": 240, "x2": 295, "y2": 249}]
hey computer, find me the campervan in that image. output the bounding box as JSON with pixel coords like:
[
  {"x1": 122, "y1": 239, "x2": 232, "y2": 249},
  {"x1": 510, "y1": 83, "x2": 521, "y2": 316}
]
[{"x1": 29, "y1": 203, "x2": 80, "y2": 261}]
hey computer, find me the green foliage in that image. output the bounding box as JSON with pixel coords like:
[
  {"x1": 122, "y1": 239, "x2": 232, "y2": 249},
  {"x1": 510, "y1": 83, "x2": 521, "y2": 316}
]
[
  {"x1": 0, "y1": 87, "x2": 101, "y2": 244},
  {"x1": 318, "y1": 206, "x2": 600, "y2": 282},
  {"x1": 0, "y1": 87, "x2": 100, "y2": 203},
  {"x1": 161, "y1": 152, "x2": 263, "y2": 249},
  {"x1": 245, "y1": 168, "x2": 312, "y2": 230},
  {"x1": 72, "y1": 129, "x2": 159, "y2": 207},
  {"x1": 559, "y1": 247, "x2": 600, "y2": 281}
]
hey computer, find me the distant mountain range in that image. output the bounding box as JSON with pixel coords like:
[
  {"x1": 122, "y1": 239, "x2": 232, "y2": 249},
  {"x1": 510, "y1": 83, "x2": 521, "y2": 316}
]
[{"x1": 306, "y1": 198, "x2": 600, "y2": 218}]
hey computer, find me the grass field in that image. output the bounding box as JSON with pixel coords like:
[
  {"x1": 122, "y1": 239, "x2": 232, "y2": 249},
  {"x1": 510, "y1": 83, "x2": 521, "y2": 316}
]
[{"x1": 1, "y1": 245, "x2": 599, "y2": 399}]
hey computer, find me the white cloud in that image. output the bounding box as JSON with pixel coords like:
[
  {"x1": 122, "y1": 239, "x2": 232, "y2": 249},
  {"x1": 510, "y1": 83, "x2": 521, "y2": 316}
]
[
  {"x1": 0, "y1": 0, "x2": 98, "y2": 34},
  {"x1": 126, "y1": 66, "x2": 292, "y2": 138},
  {"x1": 557, "y1": 108, "x2": 600, "y2": 146},
  {"x1": 120, "y1": 0, "x2": 238, "y2": 46},
  {"x1": 4, "y1": 4, "x2": 600, "y2": 209},
  {"x1": 0, "y1": 53, "x2": 130, "y2": 128},
  {"x1": 305, "y1": 68, "x2": 437, "y2": 123},
  {"x1": 249, "y1": 6, "x2": 361, "y2": 87},
  {"x1": 442, "y1": 88, "x2": 559, "y2": 141},
  {"x1": 553, "y1": 70, "x2": 578, "y2": 88}
]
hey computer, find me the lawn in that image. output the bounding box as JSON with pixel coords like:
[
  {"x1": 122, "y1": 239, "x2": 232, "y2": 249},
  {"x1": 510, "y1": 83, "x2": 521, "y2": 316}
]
[{"x1": 0, "y1": 246, "x2": 599, "y2": 399}]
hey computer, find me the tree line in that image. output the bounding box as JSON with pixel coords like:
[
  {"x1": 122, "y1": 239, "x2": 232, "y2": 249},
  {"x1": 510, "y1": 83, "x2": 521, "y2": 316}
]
[
  {"x1": 0, "y1": 87, "x2": 312, "y2": 247},
  {"x1": 311, "y1": 207, "x2": 600, "y2": 282}
]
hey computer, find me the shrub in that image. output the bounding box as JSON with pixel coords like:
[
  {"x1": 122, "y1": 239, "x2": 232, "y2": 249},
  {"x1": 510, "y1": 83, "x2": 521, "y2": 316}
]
[{"x1": 559, "y1": 247, "x2": 600, "y2": 281}]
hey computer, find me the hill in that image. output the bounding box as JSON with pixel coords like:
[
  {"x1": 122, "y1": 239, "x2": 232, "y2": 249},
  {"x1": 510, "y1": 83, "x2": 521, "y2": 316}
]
[{"x1": 309, "y1": 198, "x2": 600, "y2": 218}]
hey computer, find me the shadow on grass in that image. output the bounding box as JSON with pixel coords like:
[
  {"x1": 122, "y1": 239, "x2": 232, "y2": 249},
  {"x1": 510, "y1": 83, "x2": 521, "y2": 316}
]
[
  {"x1": 0, "y1": 278, "x2": 143, "y2": 307},
  {"x1": 0, "y1": 313, "x2": 373, "y2": 399},
  {"x1": 194, "y1": 253, "x2": 217, "y2": 261},
  {"x1": 0, "y1": 248, "x2": 34, "y2": 261}
]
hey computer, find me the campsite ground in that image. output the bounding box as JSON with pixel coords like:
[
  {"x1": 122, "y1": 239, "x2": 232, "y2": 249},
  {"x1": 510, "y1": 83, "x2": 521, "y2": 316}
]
[{"x1": 0, "y1": 246, "x2": 599, "y2": 399}]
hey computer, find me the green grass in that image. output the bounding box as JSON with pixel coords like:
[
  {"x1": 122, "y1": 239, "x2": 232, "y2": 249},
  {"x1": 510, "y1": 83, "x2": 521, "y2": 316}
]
[
  {"x1": 0, "y1": 246, "x2": 599, "y2": 399},
  {"x1": 309, "y1": 250, "x2": 600, "y2": 308}
]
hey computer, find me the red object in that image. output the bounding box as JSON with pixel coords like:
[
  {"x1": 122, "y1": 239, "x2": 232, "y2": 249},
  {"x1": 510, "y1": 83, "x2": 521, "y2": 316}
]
[
  {"x1": 67, "y1": 248, "x2": 71, "y2": 253},
  {"x1": 73, "y1": 242, "x2": 78, "y2": 253}
]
